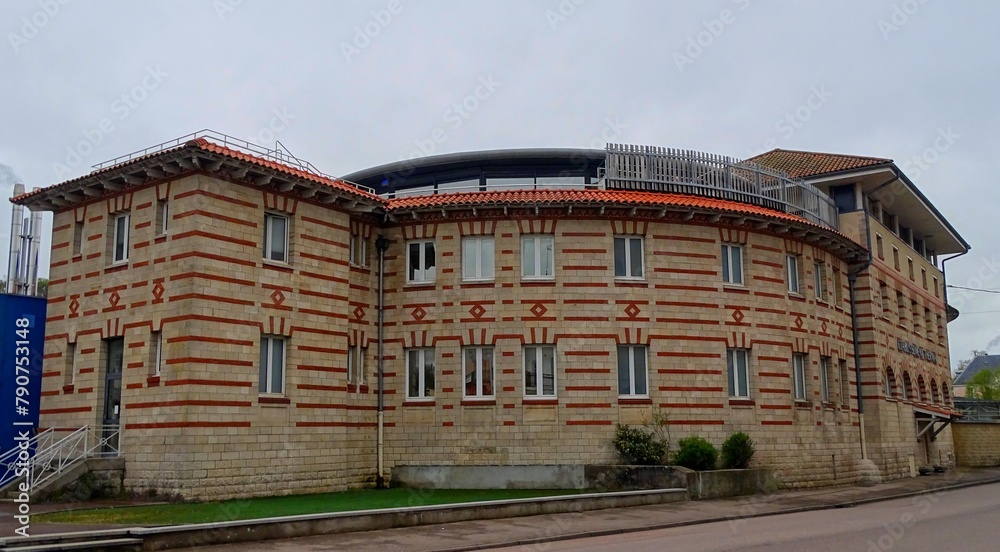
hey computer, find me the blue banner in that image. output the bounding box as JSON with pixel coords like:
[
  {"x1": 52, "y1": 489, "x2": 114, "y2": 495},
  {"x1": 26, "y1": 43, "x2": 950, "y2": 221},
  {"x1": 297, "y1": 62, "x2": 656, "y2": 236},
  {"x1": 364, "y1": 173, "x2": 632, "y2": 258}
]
[{"x1": 0, "y1": 294, "x2": 46, "y2": 459}]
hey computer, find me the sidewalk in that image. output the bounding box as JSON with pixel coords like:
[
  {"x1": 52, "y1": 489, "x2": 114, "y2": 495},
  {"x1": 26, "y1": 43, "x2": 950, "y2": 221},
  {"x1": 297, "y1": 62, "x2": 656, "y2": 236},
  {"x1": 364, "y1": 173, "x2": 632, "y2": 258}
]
[
  {"x1": 3, "y1": 467, "x2": 1000, "y2": 551},
  {"x1": 190, "y1": 466, "x2": 1000, "y2": 552}
]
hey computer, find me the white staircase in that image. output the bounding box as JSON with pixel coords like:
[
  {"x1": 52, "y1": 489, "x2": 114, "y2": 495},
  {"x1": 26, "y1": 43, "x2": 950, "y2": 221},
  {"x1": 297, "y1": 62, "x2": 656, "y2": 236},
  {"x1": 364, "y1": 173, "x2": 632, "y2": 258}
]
[{"x1": 0, "y1": 425, "x2": 121, "y2": 497}]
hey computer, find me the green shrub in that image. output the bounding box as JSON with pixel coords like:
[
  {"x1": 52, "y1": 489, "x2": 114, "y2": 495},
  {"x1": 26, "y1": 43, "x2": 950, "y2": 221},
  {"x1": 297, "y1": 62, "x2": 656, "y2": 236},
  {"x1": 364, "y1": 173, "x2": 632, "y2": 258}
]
[
  {"x1": 613, "y1": 424, "x2": 667, "y2": 465},
  {"x1": 673, "y1": 436, "x2": 718, "y2": 471},
  {"x1": 721, "y1": 432, "x2": 755, "y2": 469}
]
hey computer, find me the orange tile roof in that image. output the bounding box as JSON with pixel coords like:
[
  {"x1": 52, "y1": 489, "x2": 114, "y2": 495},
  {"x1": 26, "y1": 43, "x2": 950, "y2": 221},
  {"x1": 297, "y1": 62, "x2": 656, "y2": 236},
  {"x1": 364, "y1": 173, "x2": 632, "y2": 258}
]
[
  {"x1": 189, "y1": 138, "x2": 381, "y2": 201},
  {"x1": 387, "y1": 189, "x2": 847, "y2": 234},
  {"x1": 11, "y1": 137, "x2": 380, "y2": 205},
  {"x1": 748, "y1": 148, "x2": 891, "y2": 179}
]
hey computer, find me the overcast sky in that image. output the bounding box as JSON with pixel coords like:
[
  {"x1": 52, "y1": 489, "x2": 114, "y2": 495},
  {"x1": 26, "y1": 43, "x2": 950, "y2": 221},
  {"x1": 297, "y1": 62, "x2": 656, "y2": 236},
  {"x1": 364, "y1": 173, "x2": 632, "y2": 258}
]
[{"x1": 1, "y1": 0, "x2": 997, "y2": 370}]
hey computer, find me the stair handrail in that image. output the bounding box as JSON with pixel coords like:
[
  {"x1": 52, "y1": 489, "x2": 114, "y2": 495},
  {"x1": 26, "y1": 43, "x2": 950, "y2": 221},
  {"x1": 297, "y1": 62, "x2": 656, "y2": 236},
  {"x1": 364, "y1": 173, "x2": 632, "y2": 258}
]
[
  {"x1": 27, "y1": 426, "x2": 91, "y2": 492},
  {"x1": 0, "y1": 427, "x2": 56, "y2": 489}
]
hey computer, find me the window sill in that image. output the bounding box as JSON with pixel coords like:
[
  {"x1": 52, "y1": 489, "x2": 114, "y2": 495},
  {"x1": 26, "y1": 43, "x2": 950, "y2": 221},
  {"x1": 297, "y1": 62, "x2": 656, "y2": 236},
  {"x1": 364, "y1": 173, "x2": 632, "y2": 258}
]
[
  {"x1": 262, "y1": 259, "x2": 293, "y2": 272},
  {"x1": 614, "y1": 276, "x2": 646, "y2": 282},
  {"x1": 405, "y1": 281, "x2": 436, "y2": 287},
  {"x1": 618, "y1": 397, "x2": 652, "y2": 405},
  {"x1": 403, "y1": 399, "x2": 436, "y2": 407},
  {"x1": 523, "y1": 398, "x2": 558, "y2": 406},
  {"x1": 259, "y1": 395, "x2": 290, "y2": 407},
  {"x1": 461, "y1": 398, "x2": 496, "y2": 406}
]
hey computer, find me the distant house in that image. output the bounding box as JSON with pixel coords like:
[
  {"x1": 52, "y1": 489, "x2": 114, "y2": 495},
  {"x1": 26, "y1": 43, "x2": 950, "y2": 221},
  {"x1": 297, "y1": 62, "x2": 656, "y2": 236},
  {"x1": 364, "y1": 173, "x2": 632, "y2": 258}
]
[{"x1": 953, "y1": 354, "x2": 1000, "y2": 397}]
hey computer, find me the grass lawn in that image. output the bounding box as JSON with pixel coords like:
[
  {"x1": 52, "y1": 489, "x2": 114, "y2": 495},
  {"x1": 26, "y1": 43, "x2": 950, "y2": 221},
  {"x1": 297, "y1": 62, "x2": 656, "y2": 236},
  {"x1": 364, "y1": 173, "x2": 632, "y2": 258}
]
[{"x1": 36, "y1": 488, "x2": 582, "y2": 526}]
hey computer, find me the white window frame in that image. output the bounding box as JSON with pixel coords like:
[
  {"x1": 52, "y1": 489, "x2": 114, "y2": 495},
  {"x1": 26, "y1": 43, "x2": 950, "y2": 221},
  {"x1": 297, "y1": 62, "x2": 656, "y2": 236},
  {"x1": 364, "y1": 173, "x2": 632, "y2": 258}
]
[
  {"x1": 614, "y1": 235, "x2": 645, "y2": 279},
  {"x1": 156, "y1": 199, "x2": 169, "y2": 235},
  {"x1": 521, "y1": 235, "x2": 555, "y2": 280},
  {"x1": 112, "y1": 212, "x2": 130, "y2": 264},
  {"x1": 819, "y1": 356, "x2": 831, "y2": 402},
  {"x1": 727, "y1": 348, "x2": 750, "y2": 398},
  {"x1": 349, "y1": 233, "x2": 369, "y2": 267},
  {"x1": 792, "y1": 353, "x2": 806, "y2": 400},
  {"x1": 406, "y1": 348, "x2": 436, "y2": 400},
  {"x1": 347, "y1": 345, "x2": 368, "y2": 385},
  {"x1": 840, "y1": 359, "x2": 850, "y2": 406},
  {"x1": 462, "y1": 236, "x2": 495, "y2": 281},
  {"x1": 152, "y1": 331, "x2": 163, "y2": 377},
  {"x1": 814, "y1": 261, "x2": 827, "y2": 302},
  {"x1": 786, "y1": 254, "x2": 800, "y2": 294},
  {"x1": 617, "y1": 345, "x2": 649, "y2": 397},
  {"x1": 264, "y1": 212, "x2": 289, "y2": 263},
  {"x1": 259, "y1": 335, "x2": 285, "y2": 394},
  {"x1": 463, "y1": 346, "x2": 495, "y2": 398},
  {"x1": 721, "y1": 243, "x2": 744, "y2": 285},
  {"x1": 524, "y1": 345, "x2": 556, "y2": 397},
  {"x1": 407, "y1": 240, "x2": 436, "y2": 284}
]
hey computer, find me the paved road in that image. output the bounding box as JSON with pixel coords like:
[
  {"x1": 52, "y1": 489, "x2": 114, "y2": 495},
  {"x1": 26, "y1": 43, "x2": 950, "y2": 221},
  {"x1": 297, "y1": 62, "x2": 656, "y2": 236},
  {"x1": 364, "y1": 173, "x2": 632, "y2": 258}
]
[{"x1": 491, "y1": 482, "x2": 1000, "y2": 552}]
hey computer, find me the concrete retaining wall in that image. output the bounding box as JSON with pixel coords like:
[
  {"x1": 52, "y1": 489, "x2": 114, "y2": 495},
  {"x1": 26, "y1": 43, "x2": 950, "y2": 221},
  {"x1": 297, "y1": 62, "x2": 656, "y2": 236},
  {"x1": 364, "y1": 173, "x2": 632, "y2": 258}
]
[{"x1": 392, "y1": 464, "x2": 778, "y2": 500}]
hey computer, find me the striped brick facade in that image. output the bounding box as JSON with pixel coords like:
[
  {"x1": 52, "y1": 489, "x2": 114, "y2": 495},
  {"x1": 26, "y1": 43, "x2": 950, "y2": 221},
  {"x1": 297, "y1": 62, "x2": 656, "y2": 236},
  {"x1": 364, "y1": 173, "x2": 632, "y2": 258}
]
[{"x1": 28, "y1": 140, "x2": 961, "y2": 500}]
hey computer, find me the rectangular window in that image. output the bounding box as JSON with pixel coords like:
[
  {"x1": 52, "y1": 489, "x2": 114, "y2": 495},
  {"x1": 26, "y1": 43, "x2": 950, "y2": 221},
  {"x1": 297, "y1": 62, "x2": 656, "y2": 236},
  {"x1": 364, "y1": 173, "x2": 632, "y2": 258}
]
[
  {"x1": 521, "y1": 235, "x2": 554, "y2": 279},
  {"x1": 875, "y1": 233, "x2": 884, "y2": 260},
  {"x1": 72, "y1": 222, "x2": 84, "y2": 256},
  {"x1": 833, "y1": 269, "x2": 843, "y2": 306},
  {"x1": 921, "y1": 268, "x2": 927, "y2": 290},
  {"x1": 156, "y1": 199, "x2": 169, "y2": 235},
  {"x1": 786, "y1": 254, "x2": 800, "y2": 294},
  {"x1": 463, "y1": 346, "x2": 494, "y2": 398},
  {"x1": 907, "y1": 257, "x2": 915, "y2": 280},
  {"x1": 259, "y1": 336, "x2": 285, "y2": 394},
  {"x1": 64, "y1": 342, "x2": 76, "y2": 387},
  {"x1": 150, "y1": 331, "x2": 162, "y2": 377},
  {"x1": 721, "y1": 244, "x2": 743, "y2": 285},
  {"x1": 820, "y1": 356, "x2": 831, "y2": 402},
  {"x1": 880, "y1": 281, "x2": 891, "y2": 319},
  {"x1": 840, "y1": 359, "x2": 850, "y2": 406},
  {"x1": 933, "y1": 276, "x2": 940, "y2": 298},
  {"x1": 892, "y1": 246, "x2": 900, "y2": 271},
  {"x1": 349, "y1": 234, "x2": 369, "y2": 267},
  {"x1": 614, "y1": 236, "x2": 644, "y2": 279},
  {"x1": 792, "y1": 353, "x2": 806, "y2": 400},
  {"x1": 347, "y1": 345, "x2": 367, "y2": 385},
  {"x1": 727, "y1": 348, "x2": 750, "y2": 398},
  {"x1": 813, "y1": 261, "x2": 827, "y2": 302},
  {"x1": 112, "y1": 213, "x2": 130, "y2": 264},
  {"x1": 406, "y1": 348, "x2": 435, "y2": 399},
  {"x1": 407, "y1": 240, "x2": 436, "y2": 283},
  {"x1": 462, "y1": 236, "x2": 495, "y2": 280},
  {"x1": 617, "y1": 345, "x2": 648, "y2": 397},
  {"x1": 524, "y1": 345, "x2": 556, "y2": 397},
  {"x1": 264, "y1": 212, "x2": 289, "y2": 262}
]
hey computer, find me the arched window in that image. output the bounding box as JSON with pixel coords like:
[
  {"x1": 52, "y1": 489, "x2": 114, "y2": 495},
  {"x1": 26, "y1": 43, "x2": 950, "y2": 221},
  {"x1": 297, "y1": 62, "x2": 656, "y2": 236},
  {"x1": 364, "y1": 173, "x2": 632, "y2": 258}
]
[
  {"x1": 885, "y1": 367, "x2": 897, "y2": 398},
  {"x1": 917, "y1": 375, "x2": 927, "y2": 402},
  {"x1": 942, "y1": 383, "x2": 952, "y2": 407},
  {"x1": 902, "y1": 371, "x2": 913, "y2": 401},
  {"x1": 930, "y1": 379, "x2": 940, "y2": 404}
]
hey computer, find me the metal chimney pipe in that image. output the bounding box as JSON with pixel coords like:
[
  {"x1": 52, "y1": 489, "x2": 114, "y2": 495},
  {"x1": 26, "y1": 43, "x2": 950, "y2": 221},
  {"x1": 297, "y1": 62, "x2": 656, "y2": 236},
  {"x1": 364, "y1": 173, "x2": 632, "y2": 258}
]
[{"x1": 7, "y1": 183, "x2": 25, "y2": 294}]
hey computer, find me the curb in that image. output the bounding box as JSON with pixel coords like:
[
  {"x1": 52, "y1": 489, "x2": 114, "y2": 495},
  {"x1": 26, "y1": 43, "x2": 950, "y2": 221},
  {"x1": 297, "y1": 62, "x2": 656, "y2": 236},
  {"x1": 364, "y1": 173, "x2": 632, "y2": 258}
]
[{"x1": 432, "y1": 475, "x2": 1000, "y2": 552}]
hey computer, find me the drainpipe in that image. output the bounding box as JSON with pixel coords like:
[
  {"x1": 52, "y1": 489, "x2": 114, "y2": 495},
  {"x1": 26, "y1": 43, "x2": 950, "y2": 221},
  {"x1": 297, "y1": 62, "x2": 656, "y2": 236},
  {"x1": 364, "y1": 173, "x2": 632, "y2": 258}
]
[
  {"x1": 848, "y1": 182, "x2": 876, "y2": 459},
  {"x1": 375, "y1": 234, "x2": 389, "y2": 488}
]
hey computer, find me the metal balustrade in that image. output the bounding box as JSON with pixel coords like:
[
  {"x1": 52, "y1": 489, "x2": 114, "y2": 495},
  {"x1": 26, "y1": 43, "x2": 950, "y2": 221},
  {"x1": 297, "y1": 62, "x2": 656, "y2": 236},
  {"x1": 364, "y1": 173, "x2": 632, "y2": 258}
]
[
  {"x1": 0, "y1": 425, "x2": 121, "y2": 496},
  {"x1": 603, "y1": 144, "x2": 840, "y2": 230}
]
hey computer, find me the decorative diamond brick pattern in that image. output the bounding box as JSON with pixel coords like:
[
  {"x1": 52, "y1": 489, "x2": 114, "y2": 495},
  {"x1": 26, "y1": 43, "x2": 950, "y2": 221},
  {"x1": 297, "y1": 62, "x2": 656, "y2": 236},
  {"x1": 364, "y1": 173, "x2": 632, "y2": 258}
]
[
  {"x1": 529, "y1": 303, "x2": 548, "y2": 317},
  {"x1": 732, "y1": 308, "x2": 745, "y2": 323},
  {"x1": 353, "y1": 305, "x2": 366, "y2": 320},
  {"x1": 270, "y1": 289, "x2": 286, "y2": 306},
  {"x1": 151, "y1": 282, "x2": 165, "y2": 301},
  {"x1": 623, "y1": 303, "x2": 641, "y2": 319},
  {"x1": 108, "y1": 291, "x2": 120, "y2": 307},
  {"x1": 68, "y1": 298, "x2": 79, "y2": 315},
  {"x1": 468, "y1": 304, "x2": 487, "y2": 319},
  {"x1": 411, "y1": 306, "x2": 427, "y2": 321}
]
